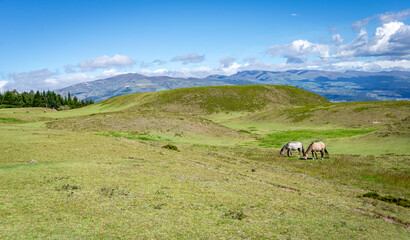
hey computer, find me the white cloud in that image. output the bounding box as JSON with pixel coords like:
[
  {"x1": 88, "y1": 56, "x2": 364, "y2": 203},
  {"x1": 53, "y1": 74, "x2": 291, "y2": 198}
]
[
  {"x1": 139, "y1": 58, "x2": 410, "y2": 79},
  {"x1": 4, "y1": 68, "x2": 129, "y2": 92},
  {"x1": 140, "y1": 66, "x2": 214, "y2": 78},
  {"x1": 139, "y1": 59, "x2": 167, "y2": 68},
  {"x1": 0, "y1": 81, "x2": 8, "y2": 92},
  {"x1": 334, "y1": 22, "x2": 410, "y2": 59},
  {"x1": 220, "y1": 56, "x2": 235, "y2": 68},
  {"x1": 332, "y1": 34, "x2": 344, "y2": 45},
  {"x1": 352, "y1": 9, "x2": 410, "y2": 31},
  {"x1": 44, "y1": 69, "x2": 128, "y2": 88},
  {"x1": 67, "y1": 54, "x2": 135, "y2": 72},
  {"x1": 352, "y1": 16, "x2": 374, "y2": 31},
  {"x1": 315, "y1": 59, "x2": 410, "y2": 72},
  {"x1": 378, "y1": 9, "x2": 410, "y2": 24},
  {"x1": 269, "y1": 19, "x2": 410, "y2": 65},
  {"x1": 268, "y1": 39, "x2": 330, "y2": 63},
  {"x1": 140, "y1": 61, "x2": 242, "y2": 78},
  {"x1": 243, "y1": 57, "x2": 257, "y2": 64},
  {"x1": 6, "y1": 69, "x2": 57, "y2": 91},
  {"x1": 171, "y1": 53, "x2": 205, "y2": 65}
]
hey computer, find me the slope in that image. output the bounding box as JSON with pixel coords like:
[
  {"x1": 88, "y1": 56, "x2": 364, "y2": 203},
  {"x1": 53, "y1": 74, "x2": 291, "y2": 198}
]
[{"x1": 46, "y1": 85, "x2": 329, "y2": 145}]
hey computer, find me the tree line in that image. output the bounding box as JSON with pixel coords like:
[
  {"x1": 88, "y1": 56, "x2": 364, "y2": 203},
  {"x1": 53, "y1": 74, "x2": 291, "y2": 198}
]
[{"x1": 0, "y1": 90, "x2": 94, "y2": 110}]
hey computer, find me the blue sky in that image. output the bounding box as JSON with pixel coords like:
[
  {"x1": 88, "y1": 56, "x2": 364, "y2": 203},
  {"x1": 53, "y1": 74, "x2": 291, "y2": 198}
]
[{"x1": 1, "y1": 0, "x2": 410, "y2": 91}]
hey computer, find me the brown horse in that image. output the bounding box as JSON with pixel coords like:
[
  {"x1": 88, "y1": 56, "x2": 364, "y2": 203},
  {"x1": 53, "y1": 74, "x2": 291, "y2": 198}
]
[{"x1": 304, "y1": 142, "x2": 329, "y2": 160}]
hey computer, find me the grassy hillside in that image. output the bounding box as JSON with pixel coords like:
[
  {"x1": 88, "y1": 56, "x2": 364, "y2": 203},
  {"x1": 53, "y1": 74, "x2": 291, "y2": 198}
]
[
  {"x1": 0, "y1": 85, "x2": 409, "y2": 239},
  {"x1": 46, "y1": 110, "x2": 252, "y2": 145},
  {"x1": 208, "y1": 100, "x2": 410, "y2": 155},
  {"x1": 93, "y1": 85, "x2": 329, "y2": 113},
  {"x1": 133, "y1": 85, "x2": 329, "y2": 113},
  {"x1": 46, "y1": 85, "x2": 330, "y2": 146}
]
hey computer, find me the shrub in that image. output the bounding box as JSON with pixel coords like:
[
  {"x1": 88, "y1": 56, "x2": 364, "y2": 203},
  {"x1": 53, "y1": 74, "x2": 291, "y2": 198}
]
[
  {"x1": 162, "y1": 144, "x2": 180, "y2": 152},
  {"x1": 224, "y1": 209, "x2": 246, "y2": 220},
  {"x1": 55, "y1": 184, "x2": 80, "y2": 191},
  {"x1": 361, "y1": 192, "x2": 410, "y2": 208}
]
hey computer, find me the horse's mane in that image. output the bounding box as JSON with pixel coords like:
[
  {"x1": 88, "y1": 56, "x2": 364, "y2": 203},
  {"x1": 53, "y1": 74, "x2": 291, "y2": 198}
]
[{"x1": 305, "y1": 142, "x2": 315, "y2": 155}]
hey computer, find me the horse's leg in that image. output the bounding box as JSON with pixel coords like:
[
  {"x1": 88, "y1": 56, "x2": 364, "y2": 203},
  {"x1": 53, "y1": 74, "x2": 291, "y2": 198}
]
[
  {"x1": 287, "y1": 149, "x2": 290, "y2": 157},
  {"x1": 289, "y1": 149, "x2": 293, "y2": 156},
  {"x1": 298, "y1": 149, "x2": 301, "y2": 158},
  {"x1": 320, "y1": 150, "x2": 324, "y2": 160},
  {"x1": 314, "y1": 151, "x2": 318, "y2": 160},
  {"x1": 311, "y1": 150, "x2": 315, "y2": 160}
]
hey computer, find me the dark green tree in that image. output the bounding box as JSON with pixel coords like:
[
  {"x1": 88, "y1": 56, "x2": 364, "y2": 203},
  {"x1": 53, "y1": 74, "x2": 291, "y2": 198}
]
[
  {"x1": 33, "y1": 91, "x2": 43, "y2": 107},
  {"x1": 2, "y1": 91, "x2": 15, "y2": 105},
  {"x1": 67, "y1": 92, "x2": 72, "y2": 108}
]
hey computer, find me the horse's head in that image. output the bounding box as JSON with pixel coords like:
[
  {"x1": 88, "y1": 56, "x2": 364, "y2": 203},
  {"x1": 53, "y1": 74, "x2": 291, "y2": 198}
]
[
  {"x1": 280, "y1": 147, "x2": 286, "y2": 156},
  {"x1": 304, "y1": 142, "x2": 314, "y2": 160}
]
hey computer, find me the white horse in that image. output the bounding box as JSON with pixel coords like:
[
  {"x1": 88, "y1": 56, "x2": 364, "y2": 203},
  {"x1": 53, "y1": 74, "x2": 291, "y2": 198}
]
[{"x1": 280, "y1": 142, "x2": 304, "y2": 157}]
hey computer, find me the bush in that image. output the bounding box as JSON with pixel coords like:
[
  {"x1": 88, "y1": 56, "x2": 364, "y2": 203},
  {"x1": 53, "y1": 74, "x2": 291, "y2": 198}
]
[
  {"x1": 224, "y1": 209, "x2": 246, "y2": 220},
  {"x1": 361, "y1": 192, "x2": 410, "y2": 208},
  {"x1": 162, "y1": 144, "x2": 180, "y2": 152}
]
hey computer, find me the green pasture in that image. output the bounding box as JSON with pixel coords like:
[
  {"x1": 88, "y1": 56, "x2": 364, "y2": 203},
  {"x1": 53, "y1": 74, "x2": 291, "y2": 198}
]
[
  {"x1": 257, "y1": 128, "x2": 377, "y2": 148},
  {"x1": 0, "y1": 86, "x2": 409, "y2": 238}
]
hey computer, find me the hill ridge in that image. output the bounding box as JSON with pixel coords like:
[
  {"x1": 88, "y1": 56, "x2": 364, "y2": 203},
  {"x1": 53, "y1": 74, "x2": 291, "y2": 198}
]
[
  {"x1": 96, "y1": 85, "x2": 329, "y2": 114},
  {"x1": 55, "y1": 70, "x2": 410, "y2": 102}
]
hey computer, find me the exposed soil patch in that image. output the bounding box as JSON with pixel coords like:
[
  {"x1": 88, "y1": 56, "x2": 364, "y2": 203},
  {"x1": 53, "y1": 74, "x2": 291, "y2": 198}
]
[
  {"x1": 191, "y1": 161, "x2": 299, "y2": 192},
  {"x1": 354, "y1": 208, "x2": 409, "y2": 228}
]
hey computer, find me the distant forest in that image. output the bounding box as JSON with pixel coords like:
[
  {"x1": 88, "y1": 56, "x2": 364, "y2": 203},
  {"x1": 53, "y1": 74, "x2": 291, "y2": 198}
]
[{"x1": 0, "y1": 90, "x2": 94, "y2": 110}]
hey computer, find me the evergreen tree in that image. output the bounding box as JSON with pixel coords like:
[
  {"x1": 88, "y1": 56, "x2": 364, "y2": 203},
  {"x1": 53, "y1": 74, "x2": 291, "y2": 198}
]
[
  {"x1": 41, "y1": 91, "x2": 47, "y2": 108},
  {"x1": 0, "y1": 89, "x2": 88, "y2": 109},
  {"x1": 14, "y1": 92, "x2": 24, "y2": 107},
  {"x1": 72, "y1": 96, "x2": 79, "y2": 109},
  {"x1": 56, "y1": 94, "x2": 64, "y2": 108},
  {"x1": 47, "y1": 91, "x2": 57, "y2": 109},
  {"x1": 33, "y1": 91, "x2": 43, "y2": 107},
  {"x1": 22, "y1": 92, "x2": 33, "y2": 107},
  {"x1": 67, "y1": 92, "x2": 72, "y2": 108},
  {"x1": 2, "y1": 91, "x2": 15, "y2": 105}
]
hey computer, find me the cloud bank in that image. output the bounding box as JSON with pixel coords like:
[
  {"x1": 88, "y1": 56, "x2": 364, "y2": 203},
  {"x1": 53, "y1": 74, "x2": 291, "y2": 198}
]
[
  {"x1": 171, "y1": 53, "x2": 205, "y2": 65},
  {"x1": 268, "y1": 19, "x2": 410, "y2": 64},
  {"x1": 65, "y1": 54, "x2": 135, "y2": 73}
]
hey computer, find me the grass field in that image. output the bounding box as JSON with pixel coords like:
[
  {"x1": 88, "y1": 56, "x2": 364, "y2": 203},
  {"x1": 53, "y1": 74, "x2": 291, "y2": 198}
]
[{"x1": 0, "y1": 86, "x2": 409, "y2": 239}]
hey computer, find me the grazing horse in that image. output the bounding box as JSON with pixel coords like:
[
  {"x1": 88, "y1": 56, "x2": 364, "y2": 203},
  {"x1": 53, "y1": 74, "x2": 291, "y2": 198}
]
[
  {"x1": 280, "y1": 142, "x2": 304, "y2": 157},
  {"x1": 304, "y1": 142, "x2": 329, "y2": 160}
]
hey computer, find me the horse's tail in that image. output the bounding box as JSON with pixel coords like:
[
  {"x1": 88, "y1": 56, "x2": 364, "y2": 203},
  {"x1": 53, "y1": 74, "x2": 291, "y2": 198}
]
[{"x1": 324, "y1": 147, "x2": 329, "y2": 156}]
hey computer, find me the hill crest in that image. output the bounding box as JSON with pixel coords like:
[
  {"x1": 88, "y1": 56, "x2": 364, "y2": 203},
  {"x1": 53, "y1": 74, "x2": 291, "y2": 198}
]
[
  {"x1": 55, "y1": 70, "x2": 410, "y2": 102},
  {"x1": 98, "y1": 85, "x2": 329, "y2": 114}
]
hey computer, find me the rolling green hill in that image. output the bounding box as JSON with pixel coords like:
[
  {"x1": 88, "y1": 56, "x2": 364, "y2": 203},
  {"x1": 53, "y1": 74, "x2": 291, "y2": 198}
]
[
  {"x1": 95, "y1": 85, "x2": 329, "y2": 114},
  {"x1": 47, "y1": 85, "x2": 409, "y2": 154},
  {"x1": 47, "y1": 85, "x2": 330, "y2": 146}
]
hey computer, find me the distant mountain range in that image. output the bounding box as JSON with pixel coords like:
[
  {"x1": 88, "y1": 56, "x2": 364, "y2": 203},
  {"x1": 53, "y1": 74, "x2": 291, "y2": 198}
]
[{"x1": 55, "y1": 70, "x2": 410, "y2": 102}]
